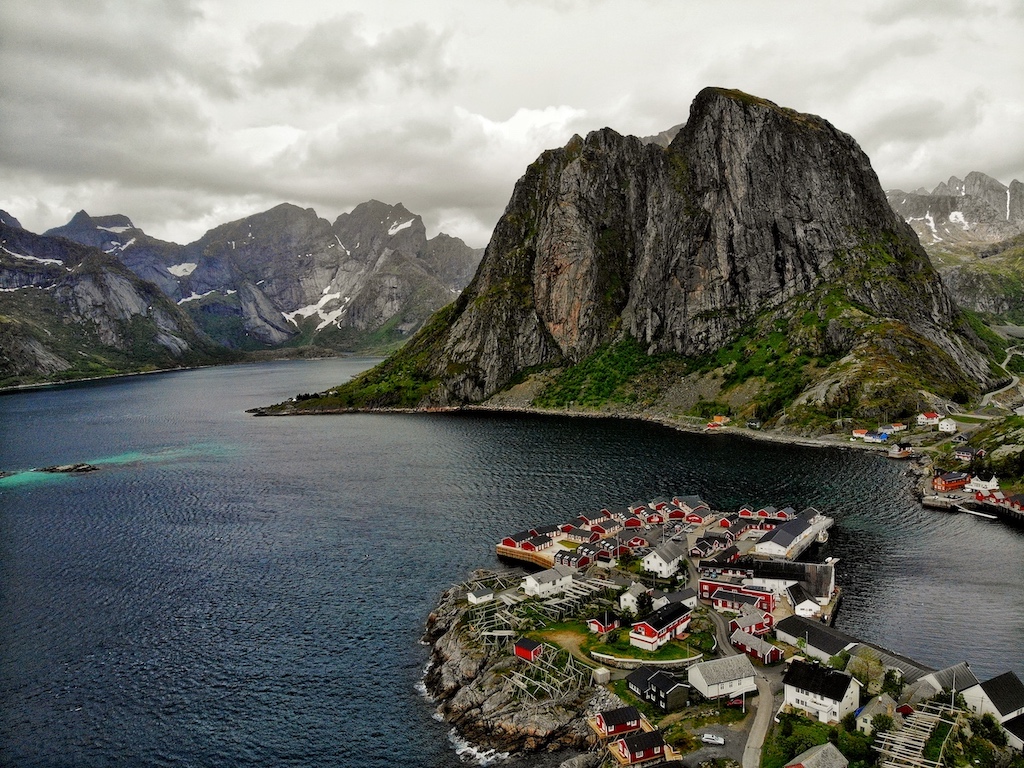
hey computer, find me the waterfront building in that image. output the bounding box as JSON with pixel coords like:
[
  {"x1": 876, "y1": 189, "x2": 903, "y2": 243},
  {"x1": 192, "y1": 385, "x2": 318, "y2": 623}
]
[
  {"x1": 932, "y1": 471, "x2": 970, "y2": 492},
  {"x1": 775, "y1": 615, "x2": 858, "y2": 663},
  {"x1": 962, "y1": 671, "x2": 1024, "y2": 724},
  {"x1": 751, "y1": 508, "x2": 833, "y2": 559},
  {"x1": 783, "y1": 660, "x2": 861, "y2": 723},
  {"x1": 593, "y1": 705, "x2": 643, "y2": 738},
  {"x1": 688, "y1": 655, "x2": 757, "y2": 700}
]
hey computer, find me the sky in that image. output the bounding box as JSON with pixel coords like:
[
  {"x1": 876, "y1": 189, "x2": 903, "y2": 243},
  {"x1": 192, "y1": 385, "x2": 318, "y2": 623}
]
[{"x1": 1, "y1": 0, "x2": 1022, "y2": 249}]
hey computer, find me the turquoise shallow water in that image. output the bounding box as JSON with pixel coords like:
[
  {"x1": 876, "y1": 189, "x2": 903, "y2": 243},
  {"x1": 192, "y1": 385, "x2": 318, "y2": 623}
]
[{"x1": 1, "y1": 358, "x2": 1021, "y2": 767}]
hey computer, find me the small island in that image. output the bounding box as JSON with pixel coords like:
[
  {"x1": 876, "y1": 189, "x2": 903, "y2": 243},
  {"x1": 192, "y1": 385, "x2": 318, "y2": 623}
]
[{"x1": 422, "y1": 494, "x2": 1024, "y2": 768}]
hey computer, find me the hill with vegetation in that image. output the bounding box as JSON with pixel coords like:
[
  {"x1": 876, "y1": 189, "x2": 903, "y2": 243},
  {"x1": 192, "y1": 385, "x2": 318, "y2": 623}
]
[{"x1": 259, "y1": 88, "x2": 1001, "y2": 430}]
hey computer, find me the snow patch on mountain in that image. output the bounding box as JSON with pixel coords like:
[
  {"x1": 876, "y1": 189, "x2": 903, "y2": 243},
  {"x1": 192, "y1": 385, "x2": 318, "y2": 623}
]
[
  {"x1": 168, "y1": 262, "x2": 198, "y2": 277},
  {"x1": 388, "y1": 219, "x2": 414, "y2": 236},
  {"x1": 2, "y1": 245, "x2": 64, "y2": 265}
]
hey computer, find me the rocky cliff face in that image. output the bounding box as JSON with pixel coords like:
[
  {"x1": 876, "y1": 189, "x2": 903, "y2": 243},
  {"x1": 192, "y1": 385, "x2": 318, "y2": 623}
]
[
  {"x1": 385, "y1": 88, "x2": 995, "y2": 413},
  {"x1": 46, "y1": 203, "x2": 482, "y2": 352},
  {"x1": 0, "y1": 220, "x2": 226, "y2": 386}
]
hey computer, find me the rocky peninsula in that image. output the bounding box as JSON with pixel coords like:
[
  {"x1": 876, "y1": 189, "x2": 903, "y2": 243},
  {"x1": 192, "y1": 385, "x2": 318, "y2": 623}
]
[{"x1": 421, "y1": 579, "x2": 618, "y2": 764}]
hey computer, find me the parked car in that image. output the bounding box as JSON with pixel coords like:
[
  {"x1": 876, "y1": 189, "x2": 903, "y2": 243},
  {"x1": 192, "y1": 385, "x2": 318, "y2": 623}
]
[
  {"x1": 701, "y1": 734, "x2": 725, "y2": 745},
  {"x1": 725, "y1": 697, "x2": 744, "y2": 707}
]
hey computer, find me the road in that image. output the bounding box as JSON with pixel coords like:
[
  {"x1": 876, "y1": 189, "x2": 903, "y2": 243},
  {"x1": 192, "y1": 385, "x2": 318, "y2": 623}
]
[
  {"x1": 704, "y1": 608, "x2": 777, "y2": 768},
  {"x1": 980, "y1": 345, "x2": 1023, "y2": 408}
]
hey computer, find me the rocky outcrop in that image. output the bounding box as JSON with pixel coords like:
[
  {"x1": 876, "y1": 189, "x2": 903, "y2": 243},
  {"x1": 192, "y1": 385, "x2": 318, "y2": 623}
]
[
  {"x1": 330, "y1": 87, "x2": 994, "y2": 417},
  {"x1": 422, "y1": 585, "x2": 614, "y2": 757}
]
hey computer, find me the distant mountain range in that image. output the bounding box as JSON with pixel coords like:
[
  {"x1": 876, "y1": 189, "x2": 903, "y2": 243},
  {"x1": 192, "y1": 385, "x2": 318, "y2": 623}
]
[
  {"x1": 887, "y1": 171, "x2": 1024, "y2": 249},
  {"x1": 887, "y1": 173, "x2": 1024, "y2": 323},
  {"x1": 44, "y1": 201, "x2": 482, "y2": 352},
  {"x1": 0, "y1": 201, "x2": 482, "y2": 387}
]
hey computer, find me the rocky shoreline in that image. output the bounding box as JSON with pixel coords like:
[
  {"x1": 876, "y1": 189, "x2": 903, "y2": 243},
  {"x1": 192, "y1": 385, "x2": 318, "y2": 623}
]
[{"x1": 421, "y1": 581, "x2": 613, "y2": 764}]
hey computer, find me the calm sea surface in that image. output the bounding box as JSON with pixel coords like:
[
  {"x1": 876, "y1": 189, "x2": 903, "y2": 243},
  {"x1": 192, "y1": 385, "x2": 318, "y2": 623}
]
[{"x1": 1, "y1": 358, "x2": 1022, "y2": 767}]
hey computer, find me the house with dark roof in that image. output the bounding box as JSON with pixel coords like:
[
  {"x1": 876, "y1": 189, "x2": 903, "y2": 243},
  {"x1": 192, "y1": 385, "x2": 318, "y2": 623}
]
[
  {"x1": 774, "y1": 615, "x2": 859, "y2": 663},
  {"x1": 645, "y1": 670, "x2": 690, "y2": 712},
  {"x1": 783, "y1": 660, "x2": 861, "y2": 723},
  {"x1": 609, "y1": 729, "x2": 672, "y2": 765},
  {"x1": 1003, "y1": 712, "x2": 1024, "y2": 751},
  {"x1": 963, "y1": 671, "x2": 1024, "y2": 724},
  {"x1": 626, "y1": 666, "x2": 658, "y2": 699},
  {"x1": 513, "y1": 637, "x2": 543, "y2": 662},
  {"x1": 625, "y1": 665, "x2": 690, "y2": 712},
  {"x1": 629, "y1": 602, "x2": 692, "y2": 651},
  {"x1": 592, "y1": 705, "x2": 643, "y2": 737},
  {"x1": 587, "y1": 610, "x2": 620, "y2": 634}
]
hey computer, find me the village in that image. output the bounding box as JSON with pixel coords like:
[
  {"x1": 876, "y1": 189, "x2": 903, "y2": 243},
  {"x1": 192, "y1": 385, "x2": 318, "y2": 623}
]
[{"x1": 430, "y1": 487, "x2": 1024, "y2": 768}]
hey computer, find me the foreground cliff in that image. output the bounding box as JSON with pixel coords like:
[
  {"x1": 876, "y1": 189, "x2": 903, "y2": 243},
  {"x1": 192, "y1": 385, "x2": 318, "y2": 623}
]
[{"x1": 261, "y1": 88, "x2": 1001, "y2": 425}]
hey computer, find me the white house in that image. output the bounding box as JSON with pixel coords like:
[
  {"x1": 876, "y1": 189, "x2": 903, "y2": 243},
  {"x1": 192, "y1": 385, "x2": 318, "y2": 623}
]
[
  {"x1": 965, "y1": 475, "x2": 999, "y2": 494},
  {"x1": 522, "y1": 564, "x2": 576, "y2": 597},
  {"x1": 783, "y1": 660, "x2": 861, "y2": 723},
  {"x1": 939, "y1": 418, "x2": 958, "y2": 434},
  {"x1": 962, "y1": 672, "x2": 1024, "y2": 723},
  {"x1": 917, "y1": 411, "x2": 942, "y2": 426},
  {"x1": 467, "y1": 587, "x2": 494, "y2": 605},
  {"x1": 856, "y1": 693, "x2": 900, "y2": 734},
  {"x1": 619, "y1": 582, "x2": 649, "y2": 614},
  {"x1": 687, "y1": 654, "x2": 757, "y2": 700},
  {"x1": 642, "y1": 540, "x2": 688, "y2": 579}
]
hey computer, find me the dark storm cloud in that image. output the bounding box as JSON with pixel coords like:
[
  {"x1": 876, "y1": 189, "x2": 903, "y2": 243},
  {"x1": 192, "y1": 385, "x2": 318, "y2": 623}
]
[{"x1": 247, "y1": 15, "x2": 455, "y2": 97}]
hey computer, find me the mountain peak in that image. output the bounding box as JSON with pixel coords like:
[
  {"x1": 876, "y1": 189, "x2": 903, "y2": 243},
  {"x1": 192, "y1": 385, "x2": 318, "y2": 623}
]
[{"x1": 306, "y1": 87, "x2": 994, "y2": 422}]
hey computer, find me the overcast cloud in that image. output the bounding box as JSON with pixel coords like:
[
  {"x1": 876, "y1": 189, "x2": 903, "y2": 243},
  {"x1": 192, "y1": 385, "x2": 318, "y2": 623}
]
[{"x1": 1, "y1": 0, "x2": 1021, "y2": 247}]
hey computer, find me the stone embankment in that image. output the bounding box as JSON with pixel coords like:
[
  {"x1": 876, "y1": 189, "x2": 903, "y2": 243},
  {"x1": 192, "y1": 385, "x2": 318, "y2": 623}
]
[{"x1": 421, "y1": 584, "x2": 614, "y2": 761}]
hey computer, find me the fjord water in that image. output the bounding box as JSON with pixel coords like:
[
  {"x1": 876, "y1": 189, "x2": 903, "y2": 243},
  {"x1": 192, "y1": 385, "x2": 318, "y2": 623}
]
[{"x1": 1, "y1": 358, "x2": 1022, "y2": 767}]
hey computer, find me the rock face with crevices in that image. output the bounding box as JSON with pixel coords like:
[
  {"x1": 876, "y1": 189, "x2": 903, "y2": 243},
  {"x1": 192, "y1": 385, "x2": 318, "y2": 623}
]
[{"x1": 344, "y1": 87, "x2": 994, "y2": 413}]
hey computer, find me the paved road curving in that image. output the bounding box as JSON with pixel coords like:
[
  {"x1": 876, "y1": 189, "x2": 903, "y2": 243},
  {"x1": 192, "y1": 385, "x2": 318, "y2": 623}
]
[
  {"x1": 704, "y1": 607, "x2": 775, "y2": 768},
  {"x1": 981, "y1": 345, "x2": 1023, "y2": 408}
]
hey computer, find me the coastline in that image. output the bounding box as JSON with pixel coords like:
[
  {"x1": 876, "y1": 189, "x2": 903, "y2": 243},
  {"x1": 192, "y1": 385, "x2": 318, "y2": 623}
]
[{"x1": 0, "y1": 348, "x2": 349, "y2": 396}]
